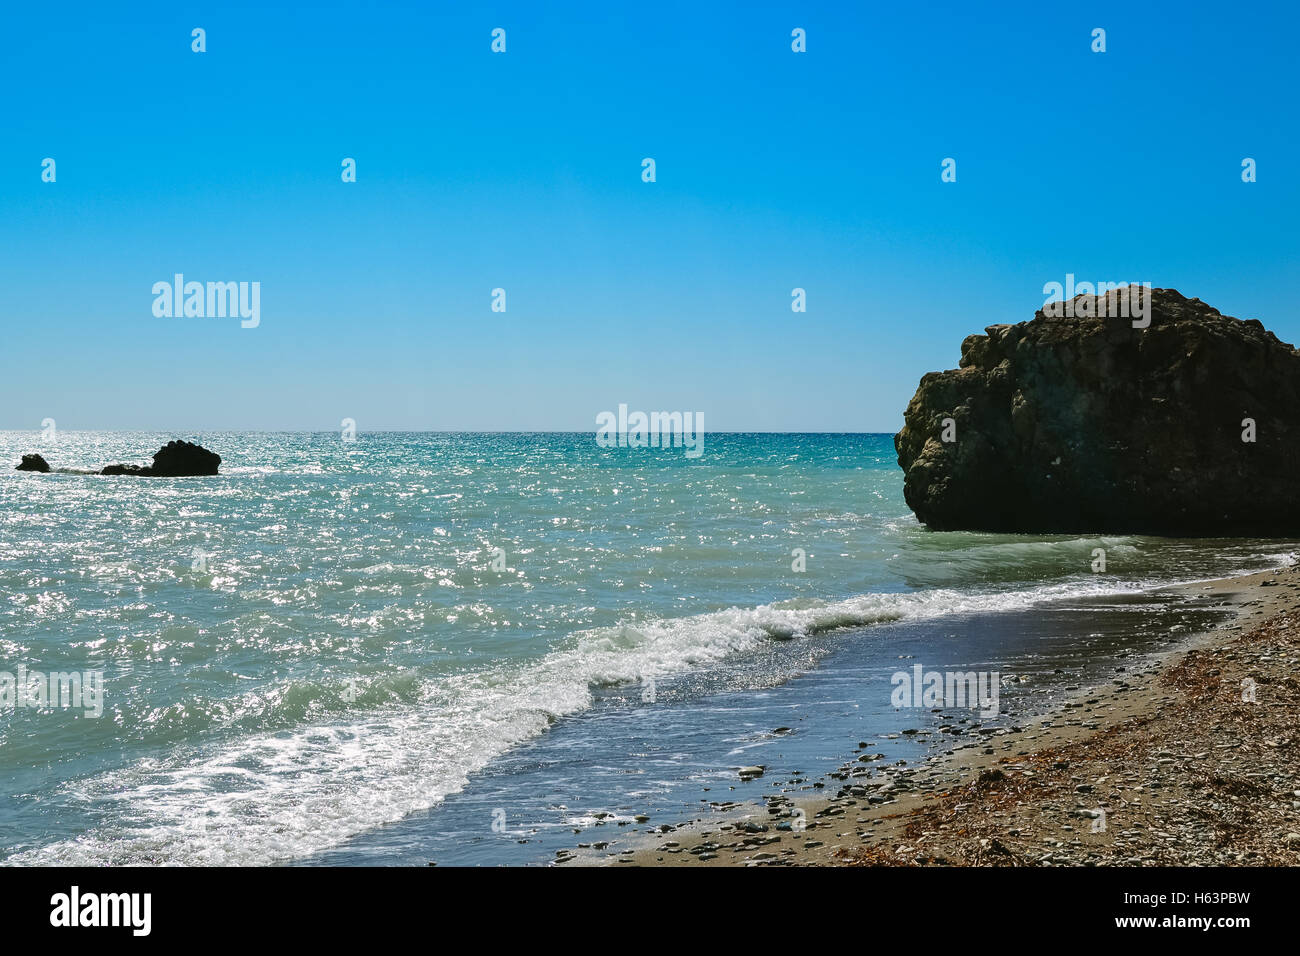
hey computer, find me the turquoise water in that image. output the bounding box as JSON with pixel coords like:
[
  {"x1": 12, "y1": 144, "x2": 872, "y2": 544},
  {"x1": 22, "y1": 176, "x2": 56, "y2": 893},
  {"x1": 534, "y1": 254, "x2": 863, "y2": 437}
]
[{"x1": 0, "y1": 432, "x2": 1293, "y2": 865}]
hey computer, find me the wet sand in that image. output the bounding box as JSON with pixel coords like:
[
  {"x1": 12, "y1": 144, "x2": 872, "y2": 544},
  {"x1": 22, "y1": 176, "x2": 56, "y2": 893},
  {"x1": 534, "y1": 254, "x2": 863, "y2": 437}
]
[{"x1": 564, "y1": 565, "x2": 1300, "y2": 866}]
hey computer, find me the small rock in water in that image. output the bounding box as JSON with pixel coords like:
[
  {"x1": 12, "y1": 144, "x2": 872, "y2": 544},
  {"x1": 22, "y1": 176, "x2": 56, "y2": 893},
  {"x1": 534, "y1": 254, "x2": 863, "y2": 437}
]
[
  {"x1": 15, "y1": 454, "x2": 50, "y2": 473},
  {"x1": 101, "y1": 440, "x2": 221, "y2": 477}
]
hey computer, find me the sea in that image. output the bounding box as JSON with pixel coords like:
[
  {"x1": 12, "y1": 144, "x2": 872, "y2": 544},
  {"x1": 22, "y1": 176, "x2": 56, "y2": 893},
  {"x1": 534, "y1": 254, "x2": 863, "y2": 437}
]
[{"x1": 0, "y1": 431, "x2": 1292, "y2": 865}]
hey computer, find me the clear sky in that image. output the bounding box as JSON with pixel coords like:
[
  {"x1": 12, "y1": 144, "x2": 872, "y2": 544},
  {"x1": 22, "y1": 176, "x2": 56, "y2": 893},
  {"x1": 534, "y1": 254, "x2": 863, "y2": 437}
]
[{"x1": 2, "y1": 1, "x2": 1296, "y2": 431}]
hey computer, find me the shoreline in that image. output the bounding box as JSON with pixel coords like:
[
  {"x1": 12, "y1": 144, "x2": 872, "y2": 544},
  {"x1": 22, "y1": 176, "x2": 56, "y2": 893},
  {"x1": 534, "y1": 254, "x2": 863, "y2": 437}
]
[{"x1": 566, "y1": 565, "x2": 1300, "y2": 866}]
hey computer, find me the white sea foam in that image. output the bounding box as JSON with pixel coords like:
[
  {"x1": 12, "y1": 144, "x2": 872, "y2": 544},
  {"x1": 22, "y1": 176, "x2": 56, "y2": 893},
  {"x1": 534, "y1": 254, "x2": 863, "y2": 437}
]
[{"x1": 7, "y1": 574, "x2": 1164, "y2": 867}]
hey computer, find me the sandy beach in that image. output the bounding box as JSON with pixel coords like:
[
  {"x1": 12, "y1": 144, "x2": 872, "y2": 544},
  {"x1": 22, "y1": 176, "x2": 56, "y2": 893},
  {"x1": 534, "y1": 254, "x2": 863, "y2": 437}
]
[{"x1": 565, "y1": 565, "x2": 1300, "y2": 867}]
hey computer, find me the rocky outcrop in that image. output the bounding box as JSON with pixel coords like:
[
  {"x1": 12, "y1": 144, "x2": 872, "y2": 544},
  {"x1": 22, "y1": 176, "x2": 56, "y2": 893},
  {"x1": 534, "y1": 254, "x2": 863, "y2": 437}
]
[
  {"x1": 14, "y1": 441, "x2": 221, "y2": 477},
  {"x1": 15, "y1": 454, "x2": 50, "y2": 472},
  {"x1": 100, "y1": 440, "x2": 221, "y2": 476},
  {"x1": 894, "y1": 288, "x2": 1300, "y2": 535}
]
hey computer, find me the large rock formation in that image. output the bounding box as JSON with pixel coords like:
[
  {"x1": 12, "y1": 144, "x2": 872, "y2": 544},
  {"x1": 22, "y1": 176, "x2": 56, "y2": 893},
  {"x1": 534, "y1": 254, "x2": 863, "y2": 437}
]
[
  {"x1": 894, "y1": 288, "x2": 1300, "y2": 535},
  {"x1": 13, "y1": 441, "x2": 221, "y2": 477},
  {"x1": 100, "y1": 440, "x2": 221, "y2": 476},
  {"x1": 15, "y1": 454, "x2": 50, "y2": 472}
]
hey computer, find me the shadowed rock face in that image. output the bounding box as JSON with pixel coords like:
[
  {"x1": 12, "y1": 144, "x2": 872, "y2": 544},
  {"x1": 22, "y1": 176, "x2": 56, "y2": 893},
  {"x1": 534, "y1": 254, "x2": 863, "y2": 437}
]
[
  {"x1": 15, "y1": 454, "x2": 50, "y2": 472},
  {"x1": 101, "y1": 440, "x2": 221, "y2": 477},
  {"x1": 894, "y1": 288, "x2": 1300, "y2": 535}
]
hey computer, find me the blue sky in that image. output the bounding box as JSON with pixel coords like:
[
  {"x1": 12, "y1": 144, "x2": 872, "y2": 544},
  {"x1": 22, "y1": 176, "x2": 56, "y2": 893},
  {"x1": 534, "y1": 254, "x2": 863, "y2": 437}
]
[{"x1": 2, "y1": 0, "x2": 1296, "y2": 431}]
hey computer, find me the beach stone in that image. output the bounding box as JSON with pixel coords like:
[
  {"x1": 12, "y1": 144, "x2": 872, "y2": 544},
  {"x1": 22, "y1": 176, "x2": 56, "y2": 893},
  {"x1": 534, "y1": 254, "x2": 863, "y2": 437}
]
[
  {"x1": 15, "y1": 454, "x2": 50, "y2": 472},
  {"x1": 895, "y1": 288, "x2": 1300, "y2": 534}
]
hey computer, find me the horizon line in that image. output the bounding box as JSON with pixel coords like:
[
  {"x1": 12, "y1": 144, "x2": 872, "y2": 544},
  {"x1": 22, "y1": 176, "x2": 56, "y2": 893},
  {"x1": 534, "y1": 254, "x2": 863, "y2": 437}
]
[{"x1": 1, "y1": 427, "x2": 902, "y2": 436}]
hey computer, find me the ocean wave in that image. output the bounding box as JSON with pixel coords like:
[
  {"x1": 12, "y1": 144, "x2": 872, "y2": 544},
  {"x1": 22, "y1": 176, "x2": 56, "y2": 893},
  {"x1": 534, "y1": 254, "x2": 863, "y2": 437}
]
[{"x1": 5, "y1": 573, "x2": 1165, "y2": 867}]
